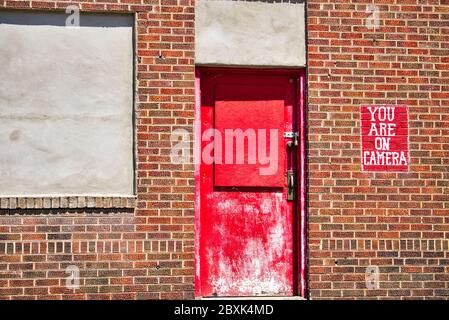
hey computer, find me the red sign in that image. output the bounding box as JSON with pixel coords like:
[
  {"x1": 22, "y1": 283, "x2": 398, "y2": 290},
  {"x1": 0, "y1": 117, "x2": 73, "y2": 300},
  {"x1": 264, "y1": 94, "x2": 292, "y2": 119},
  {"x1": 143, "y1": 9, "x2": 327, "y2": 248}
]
[{"x1": 361, "y1": 105, "x2": 409, "y2": 171}]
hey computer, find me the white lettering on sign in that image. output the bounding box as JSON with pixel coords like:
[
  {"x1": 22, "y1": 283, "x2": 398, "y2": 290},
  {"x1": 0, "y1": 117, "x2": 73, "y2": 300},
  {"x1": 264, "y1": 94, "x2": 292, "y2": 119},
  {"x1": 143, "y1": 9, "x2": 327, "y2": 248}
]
[
  {"x1": 361, "y1": 105, "x2": 409, "y2": 170},
  {"x1": 363, "y1": 151, "x2": 408, "y2": 166}
]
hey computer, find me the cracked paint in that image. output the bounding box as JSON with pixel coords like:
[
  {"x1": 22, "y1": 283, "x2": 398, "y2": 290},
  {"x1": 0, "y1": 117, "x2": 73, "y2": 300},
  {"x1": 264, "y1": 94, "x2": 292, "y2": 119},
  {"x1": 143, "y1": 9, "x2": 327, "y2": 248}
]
[
  {"x1": 203, "y1": 191, "x2": 293, "y2": 296},
  {"x1": 197, "y1": 70, "x2": 297, "y2": 297}
]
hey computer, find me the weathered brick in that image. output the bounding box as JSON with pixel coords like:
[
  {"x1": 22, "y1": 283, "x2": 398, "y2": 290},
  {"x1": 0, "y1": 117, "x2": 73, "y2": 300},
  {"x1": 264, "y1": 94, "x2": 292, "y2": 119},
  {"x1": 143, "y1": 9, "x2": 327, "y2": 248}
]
[
  {"x1": 0, "y1": 0, "x2": 195, "y2": 301},
  {"x1": 308, "y1": 0, "x2": 449, "y2": 300}
]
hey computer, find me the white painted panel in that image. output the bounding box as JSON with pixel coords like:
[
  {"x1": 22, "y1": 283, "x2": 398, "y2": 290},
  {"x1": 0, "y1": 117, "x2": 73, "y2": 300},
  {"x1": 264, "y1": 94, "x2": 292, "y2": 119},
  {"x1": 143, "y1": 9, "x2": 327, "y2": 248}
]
[
  {"x1": 196, "y1": 0, "x2": 306, "y2": 67},
  {"x1": 0, "y1": 11, "x2": 134, "y2": 196}
]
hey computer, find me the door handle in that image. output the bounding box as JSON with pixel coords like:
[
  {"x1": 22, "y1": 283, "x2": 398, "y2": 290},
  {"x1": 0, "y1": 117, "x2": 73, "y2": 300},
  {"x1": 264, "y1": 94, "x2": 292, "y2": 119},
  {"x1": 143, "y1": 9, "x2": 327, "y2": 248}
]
[
  {"x1": 286, "y1": 132, "x2": 298, "y2": 201},
  {"x1": 287, "y1": 170, "x2": 296, "y2": 201},
  {"x1": 289, "y1": 174, "x2": 294, "y2": 189}
]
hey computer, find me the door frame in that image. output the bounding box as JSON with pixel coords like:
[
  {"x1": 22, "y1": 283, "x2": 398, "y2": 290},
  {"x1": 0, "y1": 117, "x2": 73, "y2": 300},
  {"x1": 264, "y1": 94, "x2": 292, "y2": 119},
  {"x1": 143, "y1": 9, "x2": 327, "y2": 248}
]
[{"x1": 194, "y1": 67, "x2": 307, "y2": 298}]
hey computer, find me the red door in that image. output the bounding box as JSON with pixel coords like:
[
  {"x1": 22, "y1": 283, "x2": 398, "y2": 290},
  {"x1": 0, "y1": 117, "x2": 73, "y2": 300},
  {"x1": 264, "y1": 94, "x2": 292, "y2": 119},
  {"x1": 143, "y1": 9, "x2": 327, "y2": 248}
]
[{"x1": 195, "y1": 68, "x2": 305, "y2": 297}]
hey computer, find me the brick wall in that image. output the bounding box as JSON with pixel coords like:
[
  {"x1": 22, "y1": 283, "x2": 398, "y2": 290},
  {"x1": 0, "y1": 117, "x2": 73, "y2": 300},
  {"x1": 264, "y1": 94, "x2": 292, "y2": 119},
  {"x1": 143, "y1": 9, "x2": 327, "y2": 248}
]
[
  {"x1": 307, "y1": 0, "x2": 449, "y2": 299},
  {"x1": 1, "y1": 0, "x2": 448, "y2": 301},
  {"x1": 0, "y1": 0, "x2": 195, "y2": 300}
]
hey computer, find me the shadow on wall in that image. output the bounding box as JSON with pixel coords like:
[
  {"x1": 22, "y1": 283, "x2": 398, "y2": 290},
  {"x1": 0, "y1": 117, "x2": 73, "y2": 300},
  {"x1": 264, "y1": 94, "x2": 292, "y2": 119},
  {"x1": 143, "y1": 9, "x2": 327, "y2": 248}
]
[{"x1": 0, "y1": 10, "x2": 133, "y2": 27}]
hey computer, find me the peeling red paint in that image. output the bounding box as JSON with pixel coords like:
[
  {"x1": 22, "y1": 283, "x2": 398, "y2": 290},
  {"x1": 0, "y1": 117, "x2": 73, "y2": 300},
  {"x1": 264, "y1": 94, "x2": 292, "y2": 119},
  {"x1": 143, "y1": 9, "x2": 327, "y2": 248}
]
[{"x1": 195, "y1": 68, "x2": 306, "y2": 297}]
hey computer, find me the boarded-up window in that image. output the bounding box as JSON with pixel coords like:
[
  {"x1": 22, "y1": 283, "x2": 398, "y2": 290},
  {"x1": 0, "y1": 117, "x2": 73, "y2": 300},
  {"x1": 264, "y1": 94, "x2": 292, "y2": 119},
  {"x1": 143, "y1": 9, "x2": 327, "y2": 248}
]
[{"x1": 0, "y1": 11, "x2": 134, "y2": 196}]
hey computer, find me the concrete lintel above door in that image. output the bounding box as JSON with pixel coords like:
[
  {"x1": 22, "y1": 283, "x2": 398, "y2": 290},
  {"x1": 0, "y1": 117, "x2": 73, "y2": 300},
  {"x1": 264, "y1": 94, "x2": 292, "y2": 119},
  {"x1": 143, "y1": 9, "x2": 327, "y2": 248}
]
[{"x1": 195, "y1": 0, "x2": 306, "y2": 67}]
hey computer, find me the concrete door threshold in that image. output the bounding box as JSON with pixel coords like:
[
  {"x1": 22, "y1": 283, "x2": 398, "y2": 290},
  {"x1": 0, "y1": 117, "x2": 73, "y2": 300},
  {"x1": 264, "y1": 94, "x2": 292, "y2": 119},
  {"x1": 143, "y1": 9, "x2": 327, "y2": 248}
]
[{"x1": 198, "y1": 296, "x2": 306, "y2": 300}]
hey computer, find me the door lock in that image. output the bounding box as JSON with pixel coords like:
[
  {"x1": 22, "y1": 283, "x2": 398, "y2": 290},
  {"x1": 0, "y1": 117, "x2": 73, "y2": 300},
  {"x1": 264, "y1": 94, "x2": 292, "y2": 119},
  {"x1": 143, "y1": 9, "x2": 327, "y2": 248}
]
[{"x1": 284, "y1": 132, "x2": 299, "y2": 147}]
